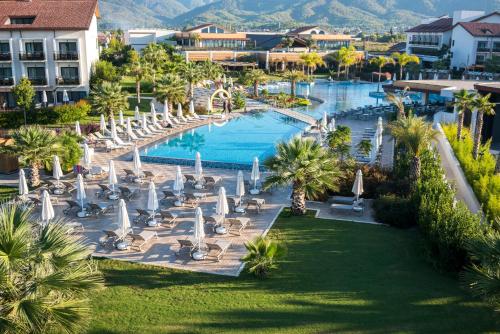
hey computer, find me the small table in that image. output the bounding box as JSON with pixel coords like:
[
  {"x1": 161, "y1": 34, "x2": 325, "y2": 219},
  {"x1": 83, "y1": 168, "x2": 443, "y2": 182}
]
[
  {"x1": 116, "y1": 242, "x2": 129, "y2": 251},
  {"x1": 194, "y1": 183, "x2": 204, "y2": 190},
  {"x1": 77, "y1": 209, "x2": 88, "y2": 218},
  {"x1": 108, "y1": 192, "x2": 120, "y2": 200},
  {"x1": 250, "y1": 188, "x2": 260, "y2": 195},
  {"x1": 215, "y1": 226, "x2": 227, "y2": 235},
  {"x1": 53, "y1": 188, "x2": 64, "y2": 195},
  {"x1": 192, "y1": 251, "x2": 207, "y2": 261},
  {"x1": 235, "y1": 206, "x2": 245, "y2": 213}
]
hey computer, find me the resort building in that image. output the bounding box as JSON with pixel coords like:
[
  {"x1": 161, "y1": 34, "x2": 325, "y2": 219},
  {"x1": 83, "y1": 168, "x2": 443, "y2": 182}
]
[
  {"x1": 125, "y1": 29, "x2": 178, "y2": 51},
  {"x1": 0, "y1": 0, "x2": 100, "y2": 109},
  {"x1": 174, "y1": 24, "x2": 248, "y2": 50}
]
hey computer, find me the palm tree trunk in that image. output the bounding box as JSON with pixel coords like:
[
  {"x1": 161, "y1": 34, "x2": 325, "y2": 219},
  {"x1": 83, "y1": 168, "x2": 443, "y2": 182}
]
[
  {"x1": 346, "y1": 66, "x2": 350, "y2": 80},
  {"x1": 377, "y1": 68, "x2": 382, "y2": 92},
  {"x1": 136, "y1": 80, "x2": 141, "y2": 104},
  {"x1": 410, "y1": 156, "x2": 421, "y2": 188},
  {"x1": 254, "y1": 81, "x2": 259, "y2": 97},
  {"x1": 399, "y1": 65, "x2": 403, "y2": 80},
  {"x1": 291, "y1": 187, "x2": 306, "y2": 215},
  {"x1": 190, "y1": 83, "x2": 194, "y2": 101},
  {"x1": 29, "y1": 162, "x2": 40, "y2": 187},
  {"x1": 291, "y1": 80, "x2": 296, "y2": 97},
  {"x1": 473, "y1": 112, "x2": 484, "y2": 159},
  {"x1": 337, "y1": 64, "x2": 341, "y2": 78},
  {"x1": 457, "y1": 111, "x2": 464, "y2": 141}
]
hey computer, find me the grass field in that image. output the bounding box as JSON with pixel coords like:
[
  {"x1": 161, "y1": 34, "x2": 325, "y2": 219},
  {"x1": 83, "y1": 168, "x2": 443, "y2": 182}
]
[
  {"x1": 89, "y1": 210, "x2": 499, "y2": 333},
  {"x1": 0, "y1": 186, "x2": 17, "y2": 201}
]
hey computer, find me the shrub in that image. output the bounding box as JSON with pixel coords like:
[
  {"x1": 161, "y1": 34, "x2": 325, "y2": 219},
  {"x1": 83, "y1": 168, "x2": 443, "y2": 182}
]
[
  {"x1": 373, "y1": 194, "x2": 416, "y2": 228},
  {"x1": 232, "y1": 91, "x2": 246, "y2": 110},
  {"x1": 57, "y1": 131, "x2": 83, "y2": 171},
  {"x1": 242, "y1": 236, "x2": 286, "y2": 278},
  {"x1": 53, "y1": 100, "x2": 90, "y2": 123}
]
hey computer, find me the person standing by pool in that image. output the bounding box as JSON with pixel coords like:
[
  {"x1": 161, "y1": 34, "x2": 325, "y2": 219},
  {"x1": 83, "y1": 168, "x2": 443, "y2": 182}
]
[{"x1": 228, "y1": 100, "x2": 233, "y2": 113}]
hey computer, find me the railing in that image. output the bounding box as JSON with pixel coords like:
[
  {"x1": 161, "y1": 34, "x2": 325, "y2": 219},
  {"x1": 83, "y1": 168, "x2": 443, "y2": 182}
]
[
  {"x1": 0, "y1": 52, "x2": 11, "y2": 61},
  {"x1": 477, "y1": 47, "x2": 490, "y2": 52},
  {"x1": 410, "y1": 47, "x2": 443, "y2": 57},
  {"x1": 19, "y1": 52, "x2": 45, "y2": 60},
  {"x1": 408, "y1": 40, "x2": 440, "y2": 47},
  {"x1": 56, "y1": 77, "x2": 80, "y2": 85},
  {"x1": 54, "y1": 52, "x2": 79, "y2": 61},
  {"x1": 0, "y1": 77, "x2": 13, "y2": 86},
  {"x1": 28, "y1": 77, "x2": 47, "y2": 85}
]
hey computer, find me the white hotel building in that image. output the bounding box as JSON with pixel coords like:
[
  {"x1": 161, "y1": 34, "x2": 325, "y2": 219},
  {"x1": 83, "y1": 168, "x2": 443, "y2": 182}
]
[{"x1": 0, "y1": 0, "x2": 100, "y2": 108}]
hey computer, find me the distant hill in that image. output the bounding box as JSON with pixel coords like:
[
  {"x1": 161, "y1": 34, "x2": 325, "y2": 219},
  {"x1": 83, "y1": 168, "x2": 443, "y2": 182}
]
[{"x1": 98, "y1": 0, "x2": 500, "y2": 31}]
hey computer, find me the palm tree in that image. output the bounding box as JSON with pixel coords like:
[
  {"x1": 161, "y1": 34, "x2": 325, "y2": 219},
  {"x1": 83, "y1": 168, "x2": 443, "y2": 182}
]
[
  {"x1": 329, "y1": 50, "x2": 344, "y2": 79},
  {"x1": 154, "y1": 73, "x2": 187, "y2": 111},
  {"x1": 200, "y1": 60, "x2": 224, "y2": 87},
  {"x1": 299, "y1": 52, "x2": 325, "y2": 77},
  {"x1": 386, "y1": 87, "x2": 410, "y2": 119},
  {"x1": 179, "y1": 62, "x2": 203, "y2": 101},
  {"x1": 370, "y1": 56, "x2": 395, "y2": 92},
  {"x1": 391, "y1": 52, "x2": 420, "y2": 79},
  {"x1": 342, "y1": 46, "x2": 358, "y2": 79},
  {"x1": 452, "y1": 89, "x2": 476, "y2": 141},
  {"x1": 245, "y1": 69, "x2": 267, "y2": 97},
  {"x1": 126, "y1": 49, "x2": 151, "y2": 104},
  {"x1": 142, "y1": 43, "x2": 169, "y2": 88},
  {"x1": 326, "y1": 125, "x2": 351, "y2": 161},
  {"x1": 282, "y1": 69, "x2": 306, "y2": 97},
  {"x1": 281, "y1": 36, "x2": 294, "y2": 51},
  {"x1": 304, "y1": 38, "x2": 317, "y2": 52},
  {"x1": 264, "y1": 137, "x2": 341, "y2": 215},
  {"x1": 471, "y1": 93, "x2": 496, "y2": 160},
  {"x1": 389, "y1": 114, "x2": 437, "y2": 186},
  {"x1": 357, "y1": 139, "x2": 373, "y2": 157},
  {"x1": 1, "y1": 126, "x2": 57, "y2": 187},
  {"x1": 0, "y1": 204, "x2": 103, "y2": 334},
  {"x1": 89, "y1": 81, "x2": 129, "y2": 119},
  {"x1": 242, "y1": 236, "x2": 286, "y2": 278}
]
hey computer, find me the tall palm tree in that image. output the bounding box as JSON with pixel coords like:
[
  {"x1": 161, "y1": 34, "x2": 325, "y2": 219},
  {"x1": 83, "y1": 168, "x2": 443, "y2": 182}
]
[
  {"x1": 142, "y1": 43, "x2": 169, "y2": 88},
  {"x1": 126, "y1": 49, "x2": 151, "y2": 104},
  {"x1": 282, "y1": 69, "x2": 306, "y2": 97},
  {"x1": 387, "y1": 87, "x2": 410, "y2": 119},
  {"x1": 264, "y1": 137, "x2": 341, "y2": 215},
  {"x1": 369, "y1": 56, "x2": 395, "y2": 92},
  {"x1": 200, "y1": 61, "x2": 224, "y2": 88},
  {"x1": 154, "y1": 73, "x2": 187, "y2": 111},
  {"x1": 1, "y1": 126, "x2": 58, "y2": 187},
  {"x1": 245, "y1": 69, "x2": 267, "y2": 97},
  {"x1": 472, "y1": 93, "x2": 496, "y2": 160},
  {"x1": 89, "y1": 81, "x2": 129, "y2": 119},
  {"x1": 299, "y1": 52, "x2": 325, "y2": 77},
  {"x1": 179, "y1": 62, "x2": 203, "y2": 101},
  {"x1": 452, "y1": 89, "x2": 476, "y2": 141},
  {"x1": 389, "y1": 115, "x2": 437, "y2": 186},
  {"x1": 0, "y1": 204, "x2": 103, "y2": 334},
  {"x1": 391, "y1": 52, "x2": 420, "y2": 79},
  {"x1": 329, "y1": 50, "x2": 344, "y2": 79},
  {"x1": 304, "y1": 39, "x2": 317, "y2": 52},
  {"x1": 342, "y1": 45, "x2": 358, "y2": 79}
]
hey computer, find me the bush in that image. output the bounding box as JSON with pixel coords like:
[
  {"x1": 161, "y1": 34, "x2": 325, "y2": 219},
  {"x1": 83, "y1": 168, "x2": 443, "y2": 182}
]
[
  {"x1": 242, "y1": 236, "x2": 286, "y2": 278},
  {"x1": 232, "y1": 91, "x2": 246, "y2": 110},
  {"x1": 373, "y1": 195, "x2": 416, "y2": 228},
  {"x1": 53, "y1": 100, "x2": 91, "y2": 123},
  {"x1": 57, "y1": 131, "x2": 83, "y2": 171}
]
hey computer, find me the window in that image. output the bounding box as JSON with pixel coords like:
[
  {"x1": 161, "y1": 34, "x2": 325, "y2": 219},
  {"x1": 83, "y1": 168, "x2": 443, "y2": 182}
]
[
  {"x1": 27, "y1": 66, "x2": 45, "y2": 79},
  {"x1": 24, "y1": 42, "x2": 43, "y2": 54},
  {"x1": 0, "y1": 66, "x2": 12, "y2": 78},
  {"x1": 59, "y1": 42, "x2": 77, "y2": 54},
  {"x1": 201, "y1": 28, "x2": 209, "y2": 33},
  {"x1": 0, "y1": 42, "x2": 9, "y2": 53},
  {"x1": 9, "y1": 17, "x2": 35, "y2": 25},
  {"x1": 60, "y1": 67, "x2": 78, "y2": 79},
  {"x1": 477, "y1": 41, "x2": 488, "y2": 51}
]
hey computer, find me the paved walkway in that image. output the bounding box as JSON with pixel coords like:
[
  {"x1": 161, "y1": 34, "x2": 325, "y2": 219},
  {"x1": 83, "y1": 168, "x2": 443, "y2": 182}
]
[{"x1": 307, "y1": 200, "x2": 380, "y2": 225}]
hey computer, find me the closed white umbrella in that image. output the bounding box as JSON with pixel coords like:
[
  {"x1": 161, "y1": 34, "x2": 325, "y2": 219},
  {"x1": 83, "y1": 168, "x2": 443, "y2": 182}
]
[
  {"x1": 134, "y1": 106, "x2": 140, "y2": 121},
  {"x1": 150, "y1": 101, "x2": 158, "y2": 126},
  {"x1": 126, "y1": 117, "x2": 134, "y2": 139},
  {"x1": 392, "y1": 73, "x2": 397, "y2": 81},
  {"x1": 62, "y1": 90, "x2": 69, "y2": 103},
  {"x1": 329, "y1": 118, "x2": 336, "y2": 132},
  {"x1": 189, "y1": 100, "x2": 195, "y2": 114},
  {"x1": 250, "y1": 157, "x2": 260, "y2": 194},
  {"x1": 75, "y1": 174, "x2": 86, "y2": 216},
  {"x1": 206, "y1": 99, "x2": 212, "y2": 114},
  {"x1": 41, "y1": 190, "x2": 54, "y2": 225},
  {"x1": 352, "y1": 169, "x2": 364, "y2": 203},
  {"x1": 18, "y1": 169, "x2": 29, "y2": 199},
  {"x1": 163, "y1": 102, "x2": 170, "y2": 123},
  {"x1": 194, "y1": 206, "x2": 205, "y2": 247},
  {"x1": 100, "y1": 114, "x2": 106, "y2": 135},
  {"x1": 433, "y1": 73, "x2": 438, "y2": 80},
  {"x1": 42, "y1": 90, "x2": 48, "y2": 104},
  {"x1": 229, "y1": 77, "x2": 233, "y2": 87},
  {"x1": 52, "y1": 155, "x2": 63, "y2": 188},
  {"x1": 173, "y1": 166, "x2": 184, "y2": 195},
  {"x1": 216, "y1": 187, "x2": 229, "y2": 221},
  {"x1": 177, "y1": 103, "x2": 183, "y2": 118},
  {"x1": 142, "y1": 113, "x2": 148, "y2": 132},
  {"x1": 108, "y1": 160, "x2": 117, "y2": 193},
  {"x1": 448, "y1": 73, "x2": 452, "y2": 80},
  {"x1": 133, "y1": 146, "x2": 142, "y2": 176},
  {"x1": 83, "y1": 143, "x2": 92, "y2": 167},
  {"x1": 194, "y1": 152, "x2": 203, "y2": 183},
  {"x1": 110, "y1": 117, "x2": 118, "y2": 141},
  {"x1": 321, "y1": 111, "x2": 328, "y2": 132},
  {"x1": 147, "y1": 181, "x2": 158, "y2": 225},
  {"x1": 117, "y1": 199, "x2": 131, "y2": 239},
  {"x1": 418, "y1": 72, "x2": 423, "y2": 80},
  {"x1": 235, "y1": 170, "x2": 245, "y2": 199},
  {"x1": 75, "y1": 121, "x2": 81, "y2": 136},
  {"x1": 405, "y1": 72, "x2": 410, "y2": 80},
  {"x1": 305, "y1": 85, "x2": 310, "y2": 97},
  {"x1": 118, "y1": 110, "x2": 124, "y2": 126},
  {"x1": 223, "y1": 74, "x2": 227, "y2": 85}
]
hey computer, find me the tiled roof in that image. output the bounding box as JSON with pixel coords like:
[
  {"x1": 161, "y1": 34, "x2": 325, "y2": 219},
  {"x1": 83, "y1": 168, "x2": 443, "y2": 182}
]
[
  {"x1": 288, "y1": 25, "x2": 319, "y2": 35},
  {"x1": 406, "y1": 17, "x2": 453, "y2": 33},
  {"x1": 471, "y1": 11, "x2": 500, "y2": 22},
  {"x1": 387, "y1": 42, "x2": 406, "y2": 53},
  {"x1": 0, "y1": 0, "x2": 98, "y2": 31},
  {"x1": 457, "y1": 22, "x2": 500, "y2": 37}
]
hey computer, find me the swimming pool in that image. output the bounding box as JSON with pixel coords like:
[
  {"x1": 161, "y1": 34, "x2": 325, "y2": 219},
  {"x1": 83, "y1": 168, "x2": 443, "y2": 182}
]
[
  {"x1": 140, "y1": 81, "x2": 384, "y2": 169},
  {"x1": 140, "y1": 111, "x2": 308, "y2": 169}
]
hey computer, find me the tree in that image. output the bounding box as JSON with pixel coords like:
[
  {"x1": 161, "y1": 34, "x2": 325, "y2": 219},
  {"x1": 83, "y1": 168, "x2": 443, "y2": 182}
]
[
  {"x1": 326, "y1": 125, "x2": 351, "y2": 161},
  {"x1": 12, "y1": 78, "x2": 35, "y2": 126},
  {"x1": 154, "y1": 73, "x2": 187, "y2": 111},
  {"x1": 299, "y1": 52, "x2": 325, "y2": 77},
  {"x1": 242, "y1": 236, "x2": 286, "y2": 278},
  {"x1": 357, "y1": 139, "x2": 373, "y2": 157},
  {"x1": 472, "y1": 93, "x2": 496, "y2": 160},
  {"x1": 264, "y1": 137, "x2": 341, "y2": 215},
  {"x1": 452, "y1": 89, "x2": 476, "y2": 141},
  {"x1": 281, "y1": 36, "x2": 294, "y2": 51},
  {"x1": 389, "y1": 114, "x2": 437, "y2": 187},
  {"x1": 328, "y1": 50, "x2": 344, "y2": 79},
  {"x1": 179, "y1": 62, "x2": 203, "y2": 101},
  {"x1": 341, "y1": 46, "x2": 358, "y2": 79},
  {"x1": 142, "y1": 43, "x2": 169, "y2": 88},
  {"x1": 282, "y1": 70, "x2": 306, "y2": 97},
  {"x1": 0, "y1": 126, "x2": 57, "y2": 187},
  {"x1": 244, "y1": 69, "x2": 267, "y2": 97},
  {"x1": 89, "y1": 81, "x2": 129, "y2": 119},
  {"x1": 386, "y1": 87, "x2": 410, "y2": 119},
  {"x1": 200, "y1": 60, "x2": 223, "y2": 87},
  {"x1": 57, "y1": 131, "x2": 83, "y2": 172},
  {"x1": 370, "y1": 56, "x2": 394, "y2": 92},
  {"x1": 304, "y1": 38, "x2": 317, "y2": 52},
  {"x1": 90, "y1": 60, "x2": 120, "y2": 88},
  {"x1": 391, "y1": 52, "x2": 420, "y2": 79},
  {"x1": 0, "y1": 204, "x2": 103, "y2": 334},
  {"x1": 126, "y1": 50, "x2": 151, "y2": 104}
]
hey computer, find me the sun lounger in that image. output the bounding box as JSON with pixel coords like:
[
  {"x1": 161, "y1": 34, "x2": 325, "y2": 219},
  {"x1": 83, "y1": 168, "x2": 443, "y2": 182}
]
[
  {"x1": 176, "y1": 239, "x2": 195, "y2": 256},
  {"x1": 135, "y1": 129, "x2": 154, "y2": 138},
  {"x1": 203, "y1": 214, "x2": 223, "y2": 227},
  {"x1": 143, "y1": 170, "x2": 158, "y2": 181},
  {"x1": 246, "y1": 198, "x2": 265, "y2": 213},
  {"x1": 160, "y1": 190, "x2": 176, "y2": 205},
  {"x1": 203, "y1": 176, "x2": 221, "y2": 189},
  {"x1": 182, "y1": 193, "x2": 199, "y2": 208},
  {"x1": 63, "y1": 200, "x2": 83, "y2": 215},
  {"x1": 184, "y1": 174, "x2": 197, "y2": 184},
  {"x1": 96, "y1": 184, "x2": 113, "y2": 199},
  {"x1": 134, "y1": 208, "x2": 152, "y2": 224},
  {"x1": 87, "y1": 203, "x2": 114, "y2": 217},
  {"x1": 122, "y1": 169, "x2": 139, "y2": 183},
  {"x1": 114, "y1": 136, "x2": 133, "y2": 147},
  {"x1": 330, "y1": 203, "x2": 354, "y2": 212},
  {"x1": 158, "y1": 209, "x2": 178, "y2": 227},
  {"x1": 105, "y1": 140, "x2": 124, "y2": 152},
  {"x1": 65, "y1": 221, "x2": 84, "y2": 234},
  {"x1": 128, "y1": 230, "x2": 158, "y2": 251},
  {"x1": 118, "y1": 186, "x2": 139, "y2": 201},
  {"x1": 206, "y1": 240, "x2": 231, "y2": 262},
  {"x1": 227, "y1": 196, "x2": 241, "y2": 212},
  {"x1": 330, "y1": 196, "x2": 364, "y2": 206},
  {"x1": 227, "y1": 217, "x2": 250, "y2": 235}
]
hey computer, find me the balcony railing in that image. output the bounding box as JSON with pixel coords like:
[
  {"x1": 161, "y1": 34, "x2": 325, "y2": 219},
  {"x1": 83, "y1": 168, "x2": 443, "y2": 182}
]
[
  {"x1": 56, "y1": 77, "x2": 80, "y2": 85},
  {"x1": 408, "y1": 40, "x2": 440, "y2": 47},
  {"x1": 411, "y1": 47, "x2": 444, "y2": 57},
  {"x1": 54, "y1": 52, "x2": 79, "y2": 61},
  {"x1": 0, "y1": 52, "x2": 11, "y2": 61},
  {"x1": 477, "y1": 47, "x2": 490, "y2": 52},
  {"x1": 0, "y1": 77, "x2": 13, "y2": 86},
  {"x1": 28, "y1": 77, "x2": 47, "y2": 85},
  {"x1": 19, "y1": 52, "x2": 45, "y2": 61}
]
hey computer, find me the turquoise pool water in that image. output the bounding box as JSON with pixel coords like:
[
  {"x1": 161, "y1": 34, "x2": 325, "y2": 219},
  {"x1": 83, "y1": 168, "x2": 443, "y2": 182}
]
[{"x1": 141, "y1": 81, "x2": 383, "y2": 168}]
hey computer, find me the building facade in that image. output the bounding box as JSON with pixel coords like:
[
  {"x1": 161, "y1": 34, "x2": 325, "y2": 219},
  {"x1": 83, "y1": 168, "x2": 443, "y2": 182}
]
[
  {"x1": 0, "y1": 0, "x2": 99, "y2": 109},
  {"x1": 125, "y1": 29, "x2": 177, "y2": 51}
]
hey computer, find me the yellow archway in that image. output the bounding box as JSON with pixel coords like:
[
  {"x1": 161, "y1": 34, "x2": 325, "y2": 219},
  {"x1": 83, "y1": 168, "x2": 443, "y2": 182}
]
[{"x1": 209, "y1": 88, "x2": 231, "y2": 113}]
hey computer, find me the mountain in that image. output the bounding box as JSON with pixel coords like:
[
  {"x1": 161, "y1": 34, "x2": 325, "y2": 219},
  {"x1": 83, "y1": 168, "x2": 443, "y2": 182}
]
[{"x1": 98, "y1": 0, "x2": 500, "y2": 31}]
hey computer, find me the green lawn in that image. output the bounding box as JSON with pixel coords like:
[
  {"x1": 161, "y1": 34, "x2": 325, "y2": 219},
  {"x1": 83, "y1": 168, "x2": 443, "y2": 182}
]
[
  {"x1": 89, "y1": 211, "x2": 499, "y2": 333},
  {"x1": 0, "y1": 186, "x2": 17, "y2": 201}
]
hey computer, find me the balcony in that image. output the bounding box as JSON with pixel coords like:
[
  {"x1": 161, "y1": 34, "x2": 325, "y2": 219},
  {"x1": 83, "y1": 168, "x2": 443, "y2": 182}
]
[
  {"x1": 56, "y1": 77, "x2": 80, "y2": 85},
  {"x1": 0, "y1": 52, "x2": 11, "y2": 61},
  {"x1": 28, "y1": 77, "x2": 47, "y2": 85},
  {"x1": 477, "y1": 47, "x2": 490, "y2": 52},
  {"x1": 410, "y1": 47, "x2": 444, "y2": 57},
  {"x1": 408, "y1": 40, "x2": 440, "y2": 47},
  {"x1": 19, "y1": 52, "x2": 45, "y2": 61},
  {"x1": 0, "y1": 77, "x2": 13, "y2": 86},
  {"x1": 54, "y1": 52, "x2": 79, "y2": 61}
]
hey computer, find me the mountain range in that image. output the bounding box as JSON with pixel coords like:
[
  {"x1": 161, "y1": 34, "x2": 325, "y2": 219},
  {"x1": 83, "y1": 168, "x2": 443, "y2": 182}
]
[{"x1": 98, "y1": 0, "x2": 500, "y2": 31}]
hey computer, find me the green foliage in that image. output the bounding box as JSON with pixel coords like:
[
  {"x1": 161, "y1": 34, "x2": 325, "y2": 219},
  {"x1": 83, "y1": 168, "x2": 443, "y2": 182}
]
[
  {"x1": 12, "y1": 78, "x2": 35, "y2": 122},
  {"x1": 89, "y1": 81, "x2": 129, "y2": 118},
  {"x1": 242, "y1": 236, "x2": 286, "y2": 278},
  {"x1": 0, "y1": 204, "x2": 103, "y2": 334},
  {"x1": 57, "y1": 131, "x2": 83, "y2": 171},
  {"x1": 90, "y1": 60, "x2": 121, "y2": 88},
  {"x1": 357, "y1": 139, "x2": 372, "y2": 157},
  {"x1": 443, "y1": 124, "x2": 500, "y2": 223},
  {"x1": 232, "y1": 91, "x2": 246, "y2": 110},
  {"x1": 484, "y1": 56, "x2": 500, "y2": 73},
  {"x1": 154, "y1": 73, "x2": 187, "y2": 105},
  {"x1": 326, "y1": 125, "x2": 351, "y2": 160},
  {"x1": 53, "y1": 100, "x2": 91, "y2": 123},
  {"x1": 373, "y1": 194, "x2": 416, "y2": 228},
  {"x1": 100, "y1": 36, "x2": 133, "y2": 68}
]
